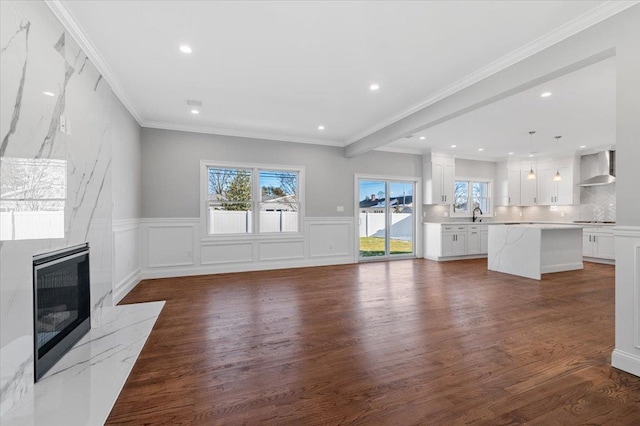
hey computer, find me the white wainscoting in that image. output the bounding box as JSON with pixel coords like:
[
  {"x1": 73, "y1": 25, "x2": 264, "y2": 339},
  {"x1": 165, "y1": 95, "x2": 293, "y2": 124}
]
[
  {"x1": 612, "y1": 226, "x2": 640, "y2": 378},
  {"x1": 112, "y1": 219, "x2": 141, "y2": 304},
  {"x1": 139, "y1": 217, "x2": 356, "y2": 280},
  {"x1": 307, "y1": 218, "x2": 354, "y2": 258}
]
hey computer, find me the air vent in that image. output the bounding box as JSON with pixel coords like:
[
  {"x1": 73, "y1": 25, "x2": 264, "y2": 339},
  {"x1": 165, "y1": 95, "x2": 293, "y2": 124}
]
[{"x1": 186, "y1": 99, "x2": 202, "y2": 107}]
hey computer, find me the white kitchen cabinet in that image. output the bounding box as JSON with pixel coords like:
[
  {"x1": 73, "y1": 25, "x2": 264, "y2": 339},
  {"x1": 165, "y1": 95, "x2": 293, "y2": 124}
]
[
  {"x1": 428, "y1": 155, "x2": 455, "y2": 204},
  {"x1": 496, "y1": 162, "x2": 521, "y2": 206},
  {"x1": 467, "y1": 224, "x2": 488, "y2": 255},
  {"x1": 582, "y1": 227, "x2": 615, "y2": 260},
  {"x1": 481, "y1": 229, "x2": 489, "y2": 254},
  {"x1": 425, "y1": 223, "x2": 488, "y2": 260},
  {"x1": 507, "y1": 169, "x2": 521, "y2": 206},
  {"x1": 442, "y1": 224, "x2": 467, "y2": 256},
  {"x1": 520, "y1": 168, "x2": 538, "y2": 206},
  {"x1": 537, "y1": 158, "x2": 578, "y2": 205}
]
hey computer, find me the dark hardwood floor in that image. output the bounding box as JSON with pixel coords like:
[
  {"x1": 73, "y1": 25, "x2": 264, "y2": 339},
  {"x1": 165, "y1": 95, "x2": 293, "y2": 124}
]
[{"x1": 107, "y1": 259, "x2": 640, "y2": 425}]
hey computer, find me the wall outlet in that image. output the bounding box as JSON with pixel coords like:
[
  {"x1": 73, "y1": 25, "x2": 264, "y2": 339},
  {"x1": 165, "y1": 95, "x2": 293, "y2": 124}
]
[
  {"x1": 336, "y1": 206, "x2": 344, "y2": 212},
  {"x1": 59, "y1": 115, "x2": 66, "y2": 133},
  {"x1": 443, "y1": 211, "x2": 449, "y2": 217},
  {"x1": 519, "y1": 211, "x2": 523, "y2": 217},
  {"x1": 561, "y1": 211, "x2": 565, "y2": 218},
  {"x1": 186, "y1": 249, "x2": 192, "y2": 257}
]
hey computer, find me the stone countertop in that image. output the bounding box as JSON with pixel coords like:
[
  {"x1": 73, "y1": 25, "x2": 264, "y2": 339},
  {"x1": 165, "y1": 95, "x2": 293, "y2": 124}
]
[
  {"x1": 424, "y1": 221, "x2": 616, "y2": 226},
  {"x1": 499, "y1": 223, "x2": 583, "y2": 230}
]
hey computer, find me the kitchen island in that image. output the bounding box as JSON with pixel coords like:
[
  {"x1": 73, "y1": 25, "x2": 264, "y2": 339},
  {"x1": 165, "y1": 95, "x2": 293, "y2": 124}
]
[{"x1": 488, "y1": 224, "x2": 583, "y2": 280}]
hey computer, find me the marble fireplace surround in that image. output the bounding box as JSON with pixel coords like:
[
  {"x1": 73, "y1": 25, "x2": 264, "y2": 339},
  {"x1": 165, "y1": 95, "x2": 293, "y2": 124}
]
[{"x1": 0, "y1": 0, "x2": 145, "y2": 419}]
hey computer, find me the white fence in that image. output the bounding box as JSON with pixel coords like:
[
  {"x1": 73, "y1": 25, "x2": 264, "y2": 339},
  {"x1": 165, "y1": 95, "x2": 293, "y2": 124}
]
[
  {"x1": 359, "y1": 212, "x2": 412, "y2": 241},
  {"x1": 0, "y1": 211, "x2": 65, "y2": 241},
  {"x1": 209, "y1": 210, "x2": 299, "y2": 234}
]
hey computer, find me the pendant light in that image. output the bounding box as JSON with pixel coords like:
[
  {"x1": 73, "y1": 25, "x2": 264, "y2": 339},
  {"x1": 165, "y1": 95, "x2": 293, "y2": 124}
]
[
  {"x1": 552, "y1": 136, "x2": 562, "y2": 182},
  {"x1": 527, "y1": 131, "x2": 536, "y2": 180}
]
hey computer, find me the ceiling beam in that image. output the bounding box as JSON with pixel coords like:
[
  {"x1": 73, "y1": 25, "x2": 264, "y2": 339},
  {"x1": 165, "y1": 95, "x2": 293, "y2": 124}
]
[{"x1": 344, "y1": 5, "x2": 639, "y2": 158}]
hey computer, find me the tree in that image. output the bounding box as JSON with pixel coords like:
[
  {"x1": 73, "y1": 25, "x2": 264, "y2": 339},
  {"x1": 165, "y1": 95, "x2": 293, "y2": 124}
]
[
  {"x1": 262, "y1": 185, "x2": 285, "y2": 199},
  {"x1": 208, "y1": 168, "x2": 235, "y2": 199},
  {"x1": 222, "y1": 170, "x2": 251, "y2": 211},
  {"x1": 277, "y1": 172, "x2": 298, "y2": 211},
  {"x1": 0, "y1": 158, "x2": 65, "y2": 212}
]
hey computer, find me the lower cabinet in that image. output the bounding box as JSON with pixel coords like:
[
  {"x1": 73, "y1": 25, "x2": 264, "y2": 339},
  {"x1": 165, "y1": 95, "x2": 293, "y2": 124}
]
[
  {"x1": 583, "y1": 227, "x2": 615, "y2": 260},
  {"x1": 467, "y1": 224, "x2": 486, "y2": 255},
  {"x1": 425, "y1": 223, "x2": 488, "y2": 260},
  {"x1": 442, "y1": 231, "x2": 467, "y2": 256}
]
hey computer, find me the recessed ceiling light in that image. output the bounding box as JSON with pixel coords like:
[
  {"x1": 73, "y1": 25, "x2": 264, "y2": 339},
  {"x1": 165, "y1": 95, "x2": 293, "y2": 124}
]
[
  {"x1": 419, "y1": 136, "x2": 425, "y2": 140},
  {"x1": 318, "y1": 125, "x2": 325, "y2": 131},
  {"x1": 43, "y1": 91, "x2": 55, "y2": 97},
  {"x1": 508, "y1": 152, "x2": 514, "y2": 155},
  {"x1": 369, "y1": 83, "x2": 380, "y2": 91},
  {"x1": 540, "y1": 92, "x2": 552, "y2": 98},
  {"x1": 190, "y1": 109, "x2": 200, "y2": 115},
  {"x1": 528, "y1": 154, "x2": 534, "y2": 157},
  {"x1": 478, "y1": 148, "x2": 484, "y2": 152},
  {"x1": 451, "y1": 145, "x2": 456, "y2": 148},
  {"x1": 179, "y1": 45, "x2": 192, "y2": 54},
  {"x1": 580, "y1": 145, "x2": 586, "y2": 148}
]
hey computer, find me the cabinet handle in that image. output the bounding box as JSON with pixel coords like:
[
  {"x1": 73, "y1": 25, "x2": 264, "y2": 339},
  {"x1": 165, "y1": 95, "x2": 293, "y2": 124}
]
[
  {"x1": 534, "y1": 197, "x2": 537, "y2": 204},
  {"x1": 594, "y1": 236, "x2": 597, "y2": 243},
  {"x1": 508, "y1": 196, "x2": 510, "y2": 203}
]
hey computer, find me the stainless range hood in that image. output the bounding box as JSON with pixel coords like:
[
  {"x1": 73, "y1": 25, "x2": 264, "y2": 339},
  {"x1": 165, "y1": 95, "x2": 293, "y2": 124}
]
[{"x1": 579, "y1": 150, "x2": 616, "y2": 186}]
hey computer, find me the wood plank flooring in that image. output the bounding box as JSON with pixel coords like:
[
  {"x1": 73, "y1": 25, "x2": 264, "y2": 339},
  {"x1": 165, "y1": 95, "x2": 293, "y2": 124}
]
[{"x1": 108, "y1": 259, "x2": 640, "y2": 425}]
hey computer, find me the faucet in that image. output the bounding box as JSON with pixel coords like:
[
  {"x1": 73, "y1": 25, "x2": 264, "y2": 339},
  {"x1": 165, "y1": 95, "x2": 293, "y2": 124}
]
[{"x1": 472, "y1": 206, "x2": 483, "y2": 222}]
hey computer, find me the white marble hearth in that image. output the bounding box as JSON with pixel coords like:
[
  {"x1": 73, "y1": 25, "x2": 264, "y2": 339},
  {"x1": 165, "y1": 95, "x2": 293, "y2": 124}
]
[{"x1": 0, "y1": 301, "x2": 164, "y2": 426}]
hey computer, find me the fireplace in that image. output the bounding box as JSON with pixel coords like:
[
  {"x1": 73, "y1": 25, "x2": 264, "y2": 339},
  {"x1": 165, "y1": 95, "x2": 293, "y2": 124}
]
[{"x1": 33, "y1": 243, "x2": 91, "y2": 381}]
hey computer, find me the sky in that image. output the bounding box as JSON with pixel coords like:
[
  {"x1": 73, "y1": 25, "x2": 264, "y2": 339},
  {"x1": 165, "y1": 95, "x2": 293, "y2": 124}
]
[{"x1": 359, "y1": 180, "x2": 413, "y2": 202}]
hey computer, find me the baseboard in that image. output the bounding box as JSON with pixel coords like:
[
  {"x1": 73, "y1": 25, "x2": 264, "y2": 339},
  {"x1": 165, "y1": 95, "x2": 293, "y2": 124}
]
[
  {"x1": 541, "y1": 262, "x2": 584, "y2": 274},
  {"x1": 113, "y1": 269, "x2": 141, "y2": 304},
  {"x1": 141, "y1": 255, "x2": 356, "y2": 280},
  {"x1": 583, "y1": 257, "x2": 615, "y2": 265},
  {"x1": 611, "y1": 349, "x2": 640, "y2": 378},
  {"x1": 426, "y1": 254, "x2": 488, "y2": 262}
]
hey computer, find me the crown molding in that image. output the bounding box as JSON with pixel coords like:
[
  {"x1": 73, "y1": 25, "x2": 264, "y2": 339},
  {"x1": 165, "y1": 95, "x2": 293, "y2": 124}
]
[
  {"x1": 142, "y1": 121, "x2": 345, "y2": 148},
  {"x1": 44, "y1": 0, "x2": 144, "y2": 125},
  {"x1": 346, "y1": 0, "x2": 639, "y2": 145}
]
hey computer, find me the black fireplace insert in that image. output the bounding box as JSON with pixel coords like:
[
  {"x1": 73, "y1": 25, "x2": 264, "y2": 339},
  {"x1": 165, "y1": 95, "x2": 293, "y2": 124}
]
[{"x1": 33, "y1": 243, "x2": 90, "y2": 381}]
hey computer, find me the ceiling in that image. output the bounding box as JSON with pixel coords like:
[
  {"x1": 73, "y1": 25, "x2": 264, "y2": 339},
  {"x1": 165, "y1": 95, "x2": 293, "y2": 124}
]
[
  {"x1": 58, "y1": 1, "x2": 624, "y2": 152},
  {"x1": 385, "y1": 56, "x2": 616, "y2": 161}
]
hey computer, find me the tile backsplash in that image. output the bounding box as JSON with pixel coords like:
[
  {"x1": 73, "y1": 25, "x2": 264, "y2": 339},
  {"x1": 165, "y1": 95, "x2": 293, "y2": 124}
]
[{"x1": 579, "y1": 184, "x2": 616, "y2": 222}]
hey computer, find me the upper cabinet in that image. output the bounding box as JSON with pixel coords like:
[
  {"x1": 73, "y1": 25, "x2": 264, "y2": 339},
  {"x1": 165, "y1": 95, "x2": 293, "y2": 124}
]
[
  {"x1": 496, "y1": 162, "x2": 522, "y2": 206},
  {"x1": 425, "y1": 154, "x2": 455, "y2": 204},
  {"x1": 536, "y1": 157, "x2": 580, "y2": 205},
  {"x1": 520, "y1": 166, "x2": 538, "y2": 206},
  {"x1": 496, "y1": 156, "x2": 579, "y2": 207}
]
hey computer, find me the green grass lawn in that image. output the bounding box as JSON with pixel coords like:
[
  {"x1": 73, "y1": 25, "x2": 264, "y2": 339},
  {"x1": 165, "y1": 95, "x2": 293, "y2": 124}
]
[{"x1": 359, "y1": 237, "x2": 413, "y2": 257}]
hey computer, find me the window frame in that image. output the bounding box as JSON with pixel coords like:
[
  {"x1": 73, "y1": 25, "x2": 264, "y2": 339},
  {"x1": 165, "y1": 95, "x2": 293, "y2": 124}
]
[
  {"x1": 200, "y1": 160, "x2": 305, "y2": 240},
  {"x1": 451, "y1": 177, "x2": 492, "y2": 217}
]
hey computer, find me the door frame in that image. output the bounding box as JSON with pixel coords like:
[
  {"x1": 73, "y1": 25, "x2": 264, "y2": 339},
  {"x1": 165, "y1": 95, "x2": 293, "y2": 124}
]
[{"x1": 354, "y1": 174, "x2": 422, "y2": 262}]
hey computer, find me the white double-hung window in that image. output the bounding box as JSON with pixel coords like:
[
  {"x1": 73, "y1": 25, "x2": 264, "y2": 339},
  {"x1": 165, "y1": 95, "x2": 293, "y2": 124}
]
[
  {"x1": 201, "y1": 161, "x2": 303, "y2": 236},
  {"x1": 453, "y1": 179, "x2": 491, "y2": 216}
]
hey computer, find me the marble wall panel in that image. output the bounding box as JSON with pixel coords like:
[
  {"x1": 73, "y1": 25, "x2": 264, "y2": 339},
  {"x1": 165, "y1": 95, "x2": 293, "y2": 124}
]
[{"x1": 1, "y1": 1, "x2": 113, "y2": 415}]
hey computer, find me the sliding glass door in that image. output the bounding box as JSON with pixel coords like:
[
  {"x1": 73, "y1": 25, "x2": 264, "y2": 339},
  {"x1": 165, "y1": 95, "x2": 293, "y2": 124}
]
[{"x1": 358, "y1": 179, "x2": 415, "y2": 259}]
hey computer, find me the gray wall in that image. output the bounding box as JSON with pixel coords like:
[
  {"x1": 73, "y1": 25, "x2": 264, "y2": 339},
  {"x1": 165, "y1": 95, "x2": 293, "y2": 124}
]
[
  {"x1": 141, "y1": 128, "x2": 422, "y2": 218},
  {"x1": 455, "y1": 158, "x2": 496, "y2": 181},
  {"x1": 112, "y1": 97, "x2": 142, "y2": 221}
]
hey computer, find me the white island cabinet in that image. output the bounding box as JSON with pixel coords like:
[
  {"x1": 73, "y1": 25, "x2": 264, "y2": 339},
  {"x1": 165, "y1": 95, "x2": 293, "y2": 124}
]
[{"x1": 488, "y1": 224, "x2": 583, "y2": 280}]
